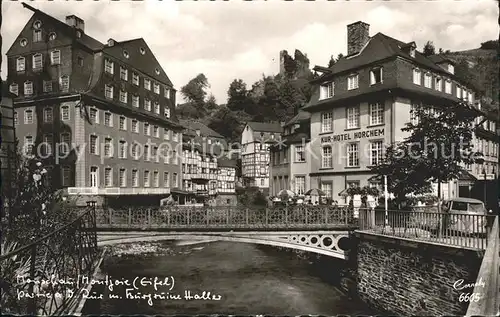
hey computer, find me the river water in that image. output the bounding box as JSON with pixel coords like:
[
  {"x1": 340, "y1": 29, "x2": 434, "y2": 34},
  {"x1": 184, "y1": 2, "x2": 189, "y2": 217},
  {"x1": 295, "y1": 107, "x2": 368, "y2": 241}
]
[{"x1": 82, "y1": 241, "x2": 376, "y2": 315}]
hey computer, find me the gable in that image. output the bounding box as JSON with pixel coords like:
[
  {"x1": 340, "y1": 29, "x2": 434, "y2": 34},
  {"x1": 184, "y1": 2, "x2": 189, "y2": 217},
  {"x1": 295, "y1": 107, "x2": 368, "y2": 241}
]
[{"x1": 103, "y1": 39, "x2": 173, "y2": 87}]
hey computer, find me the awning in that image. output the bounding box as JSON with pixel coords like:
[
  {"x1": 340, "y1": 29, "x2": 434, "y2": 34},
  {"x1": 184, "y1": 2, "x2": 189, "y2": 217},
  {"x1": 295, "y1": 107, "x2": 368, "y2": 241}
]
[
  {"x1": 458, "y1": 170, "x2": 478, "y2": 181},
  {"x1": 170, "y1": 188, "x2": 189, "y2": 195}
]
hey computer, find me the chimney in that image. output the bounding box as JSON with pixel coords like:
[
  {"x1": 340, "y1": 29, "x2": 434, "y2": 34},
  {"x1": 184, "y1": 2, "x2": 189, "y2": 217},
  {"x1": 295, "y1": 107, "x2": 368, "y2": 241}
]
[
  {"x1": 347, "y1": 21, "x2": 370, "y2": 56},
  {"x1": 66, "y1": 15, "x2": 85, "y2": 33}
]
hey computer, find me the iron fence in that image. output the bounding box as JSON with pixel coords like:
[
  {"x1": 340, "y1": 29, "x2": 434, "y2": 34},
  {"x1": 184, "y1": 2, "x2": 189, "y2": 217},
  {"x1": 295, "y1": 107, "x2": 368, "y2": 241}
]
[
  {"x1": 95, "y1": 205, "x2": 356, "y2": 230},
  {"x1": 359, "y1": 208, "x2": 494, "y2": 250},
  {"x1": 0, "y1": 204, "x2": 99, "y2": 316}
]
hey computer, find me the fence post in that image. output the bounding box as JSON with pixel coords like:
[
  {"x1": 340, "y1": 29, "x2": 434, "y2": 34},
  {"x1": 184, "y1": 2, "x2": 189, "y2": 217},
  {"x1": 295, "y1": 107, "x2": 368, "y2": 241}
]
[{"x1": 128, "y1": 208, "x2": 132, "y2": 226}]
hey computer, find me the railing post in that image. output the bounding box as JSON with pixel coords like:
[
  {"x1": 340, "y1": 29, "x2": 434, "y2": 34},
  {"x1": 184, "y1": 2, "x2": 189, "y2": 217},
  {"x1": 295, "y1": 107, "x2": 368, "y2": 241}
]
[{"x1": 128, "y1": 208, "x2": 132, "y2": 226}]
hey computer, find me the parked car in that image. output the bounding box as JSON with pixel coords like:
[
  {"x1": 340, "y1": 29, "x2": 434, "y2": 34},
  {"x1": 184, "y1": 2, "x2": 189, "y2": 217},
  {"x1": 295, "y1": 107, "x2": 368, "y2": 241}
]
[{"x1": 442, "y1": 198, "x2": 488, "y2": 235}]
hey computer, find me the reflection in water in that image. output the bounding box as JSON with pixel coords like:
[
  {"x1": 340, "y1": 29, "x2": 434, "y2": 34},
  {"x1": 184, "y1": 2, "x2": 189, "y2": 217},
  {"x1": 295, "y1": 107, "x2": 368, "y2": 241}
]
[{"x1": 82, "y1": 241, "x2": 375, "y2": 315}]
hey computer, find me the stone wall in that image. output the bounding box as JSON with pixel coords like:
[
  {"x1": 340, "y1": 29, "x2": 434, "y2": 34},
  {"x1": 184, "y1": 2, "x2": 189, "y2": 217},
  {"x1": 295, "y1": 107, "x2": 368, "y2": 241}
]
[{"x1": 355, "y1": 232, "x2": 482, "y2": 316}]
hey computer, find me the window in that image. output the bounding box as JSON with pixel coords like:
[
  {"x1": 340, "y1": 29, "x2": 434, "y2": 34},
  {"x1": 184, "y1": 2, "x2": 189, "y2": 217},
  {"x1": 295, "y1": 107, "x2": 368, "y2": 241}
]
[
  {"x1": 144, "y1": 170, "x2": 150, "y2": 187},
  {"x1": 154, "y1": 102, "x2": 160, "y2": 114},
  {"x1": 132, "y1": 73, "x2": 139, "y2": 85},
  {"x1": 173, "y1": 173, "x2": 178, "y2": 187},
  {"x1": 153, "y1": 146, "x2": 159, "y2": 162},
  {"x1": 370, "y1": 67, "x2": 383, "y2": 85},
  {"x1": 410, "y1": 102, "x2": 419, "y2": 125},
  {"x1": 173, "y1": 133, "x2": 178, "y2": 142},
  {"x1": 319, "y1": 81, "x2": 334, "y2": 100},
  {"x1": 119, "y1": 140, "x2": 127, "y2": 159},
  {"x1": 153, "y1": 125, "x2": 159, "y2": 137},
  {"x1": 370, "y1": 141, "x2": 384, "y2": 166},
  {"x1": 131, "y1": 143, "x2": 139, "y2": 159},
  {"x1": 413, "y1": 68, "x2": 421, "y2": 85},
  {"x1": 24, "y1": 81, "x2": 33, "y2": 96},
  {"x1": 120, "y1": 66, "x2": 128, "y2": 81},
  {"x1": 42, "y1": 107, "x2": 53, "y2": 123},
  {"x1": 77, "y1": 56, "x2": 84, "y2": 67},
  {"x1": 163, "y1": 172, "x2": 170, "y2": 187},
  {"x1": 164, "y1": 128, "x2": 170, "y2": 140},
  {"x1": 369, "y1": 103, "x2": 384, "y2": 125},
  {"x1": 62, "y1": 166, "x2": 71, "y2": 187},
  {"x1": 132, "y1": 169, "x2": 139, "y2": 187},
  {"x1": 119, "y1": 90, "x2": 127, "y2": 103},
  {"x1": 144, "y1": 78, "x2": 151, "y2": 90},
  {"x1": 14, "y1": 112, "x2": 18, "y2": 125},
  {"x1": 321, "y1": 112, "x2": 333, "y2": 133},
  {"x1": 104, "y1": 112, "x2": 112, "y2": 127},
  {"x1": 154, "y1": 83, "x2": 160, "y2": 94},
  {"x1": 445, "y1": 79, "x2": 452, "y2": 94},
  {"x1": 165, "y1": 88, "x2": 171, "y2": 99},
  {"x1": 105, "y1": 85, "x2": 113, "y2": 99},
  {"x1": 424, "y1": 73, "x2": 432, "y2": 88},
  {"x1": 132, "y1": 95, "x2": 139, "y2": 108},
  {"x1": 61, "y1": 106, "x2": 70, "y2": 121},
  {"x1": 144, "y1": 145, "x2": 150, "y2": 161},
  {"x1": 10, "y1": 83, "x2": 19, "y2": 95},
  {"x1": 16, "y1": 57, "x2": 25, "y2": 72},
  {"x1": 144, "y1": 99, "x2": 151, "y2": 111},
  {"x1": 90, "y1": 108, "x2": 99, "y2": 124},
  {"x1": 347, "y1": 142, "x2": 359, "y2": 167},
  {"x1": 456, "y1": 86, "x2": 462, "y2": 98},
  {"x1": 153, "y1": 171, "x2": 159, "y2": 187},
  {"x1": 33, "y1": 29, "x2": 42, "y2": 42},
  {"x1": 50, "y1": 50, "x2": 61, "y2": 65},
  {"x1": 60, "y1": 133, "x2": 71, "y2": 155},
  {"x1": 104, "y1": 138, "x2": 113, "y2": 157},
  {"x1": 322, "y1": 146, "x2": 332, "y2": 168},
  {"x1": 172, "y1": 150, "x2": 178, "y2": 164},
  {"x1": 43, "y1": 80, "x2": 53, "y2": 93},
  {"x1": 119, "y1": 116, "x2": 126, "y2": 130},
  {"x1": 119, "y1": 169, "x2": 126, "y2": 187},
  {"x1": 295, "y1": 176, "x2": 305, "y2": 196},
  {"x1": 348, "y1": 74, "x2": 359, "y2": 90},
  {"x1": 435, "y1": 77, "x2": 442, "y2": 91},
  {"x1": 132, "y1": 120, "x2": 138, "y2": 133},
  {"x1": 347, "y1": 106, "x2": 360, "y2": 129},
  {"x1": 448, "y1": 64, "x2": 454, "y2": 74},
  {"x1": 321, "y1": 182, "x2": 332, "y2": 198},
  {"x1": 164, "y1": 107, "x2": 171, "y2": 118},
  {"x1": 105, "y1": 168, "x2": 113, "y2": 187},
  {"x1": 105, "y1": 59, "x2": 114, "y2": 74},
  {"x1": 24, "y1": 136, "x2": 34, "y2": 155},
  {"x1": 60, "y1": 76, "x2": 69, "y2": 92},
  {"x1": 144, "y1": 122, "x2": 150, "y2": 135},
  {"x1": 295, "y1": 145, "x2": 305, "y2": 162},
  {"x1": 43, "y1": 134, "x2": 53, "y2": 156},
  {"x1": 90, "y1": 135, "x2": 98, "y2": 154}
]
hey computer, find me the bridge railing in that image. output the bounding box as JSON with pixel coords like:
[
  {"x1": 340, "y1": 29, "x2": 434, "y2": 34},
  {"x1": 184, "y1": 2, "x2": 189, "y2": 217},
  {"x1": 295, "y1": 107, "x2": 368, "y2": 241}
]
[
  {"x1": 95, "y1": 205, "x2": 356, "y2": 229},
  {"x1": 0, "y1": 204, "x2": 99, "y2": 316},
  {"x1": 359, "y1": 208, "x2": 493, "y2": 250},
  {"x1": 466, "y1": 215, "x2": 499, "y2": 317}
]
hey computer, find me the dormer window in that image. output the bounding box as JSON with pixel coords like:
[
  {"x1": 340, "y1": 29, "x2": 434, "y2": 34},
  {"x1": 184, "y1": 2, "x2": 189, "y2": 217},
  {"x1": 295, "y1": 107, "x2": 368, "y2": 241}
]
[
  {"x1": 76, "y1": 31, "x2": 82, "y2": 38},
  {"x1": 107, "y1": 39, "x2": 115, "y2": 46},
  {"x1": 347, "y1": 74, "x2": 359, "y2": 90},
  {"x1": 448, "y1": 64, "x2": 454, "y2": 74},
  {"x1": 319, "y1": 81, "x2": 334, "y2": 100},
  {"x1": 370, "y1": 67, "x2": 383, "y2": 85},
  {"x1": 409, "y1": 47, "x2": 416, "y2": 58}
]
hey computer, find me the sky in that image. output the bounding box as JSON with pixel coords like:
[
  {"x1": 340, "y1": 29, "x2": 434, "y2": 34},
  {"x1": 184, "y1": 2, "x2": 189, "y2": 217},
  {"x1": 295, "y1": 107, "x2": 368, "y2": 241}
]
[{"x1": 1, "y1": 0, "x2": 498, "y2": 104}]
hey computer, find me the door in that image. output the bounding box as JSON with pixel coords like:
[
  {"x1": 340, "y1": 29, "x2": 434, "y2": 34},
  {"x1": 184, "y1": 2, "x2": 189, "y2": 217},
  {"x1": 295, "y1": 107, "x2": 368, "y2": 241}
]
[{"x1": 90, "y1": 167, "x2": 98, "y2": 187}]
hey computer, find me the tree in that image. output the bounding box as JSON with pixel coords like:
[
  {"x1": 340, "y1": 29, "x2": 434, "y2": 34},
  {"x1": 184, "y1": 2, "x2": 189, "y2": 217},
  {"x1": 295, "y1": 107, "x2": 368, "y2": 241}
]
[
  {"x1": 180, "y1": 73, "x2": 209, "y2": 105},
  {"x1": 370, "y1": 102, "x2": 483, "y2": 205},
  {"x1": 422, "y1": 41, "x2": 436, "y2": 56},
  {"x1": 227, "y1": 79, "x2": 250, "y2": 112},
  {"x1": 328, "y1": 55, "x2": 336, "y2": 67}
]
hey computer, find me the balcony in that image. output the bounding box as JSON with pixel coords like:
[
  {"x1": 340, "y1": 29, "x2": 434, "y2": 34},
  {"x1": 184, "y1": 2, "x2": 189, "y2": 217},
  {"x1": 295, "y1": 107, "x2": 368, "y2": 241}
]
[{"x1": 190, "y1": 173, "x2": 210, "y2": 183}]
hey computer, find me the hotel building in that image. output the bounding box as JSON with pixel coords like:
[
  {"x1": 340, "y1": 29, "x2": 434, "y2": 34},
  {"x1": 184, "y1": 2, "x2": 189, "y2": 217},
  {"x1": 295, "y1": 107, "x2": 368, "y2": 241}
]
[
  {"x1": 269, "y1": 111, "x2": 312, "y2": 197},
  {"x1": 7, "y1": 3, "x2": 183, "y2": 206},
  {"x1": 240, "y1": 121, "x2": 282, "y2": 193},
  {"x1": 180, "y1": 121, "x2": 237, "y2": 206},
  {"x1": 302, "y1": 21, "x2": 499, "y2": 203}
]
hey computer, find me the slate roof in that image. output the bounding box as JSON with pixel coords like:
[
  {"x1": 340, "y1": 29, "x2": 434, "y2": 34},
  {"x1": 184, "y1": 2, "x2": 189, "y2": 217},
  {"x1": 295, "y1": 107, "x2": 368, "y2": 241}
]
[
  {"x1": 284, "y1": 111, "x2": 311, "y2": 127},
  {"x1": 180, "y1": 120, "x2": 224, "y2": 138},
  {"x1": 20, "y1": 3, "x2": 104, "y2": 52},
  {"x1": 246, "y1": 121, "x2": 283, "y2": 133},
  {"x1": 314, "y1": 32, "x2": 459, "y2": 83}
]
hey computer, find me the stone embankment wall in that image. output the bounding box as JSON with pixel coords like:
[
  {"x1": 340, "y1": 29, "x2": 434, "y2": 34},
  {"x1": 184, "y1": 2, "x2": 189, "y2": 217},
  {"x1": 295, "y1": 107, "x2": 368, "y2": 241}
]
[{"x1": 355, "y1": 232, "x2": 482, "y2": 316}]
